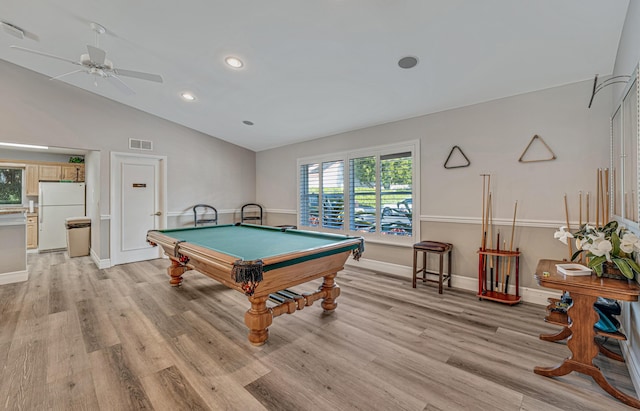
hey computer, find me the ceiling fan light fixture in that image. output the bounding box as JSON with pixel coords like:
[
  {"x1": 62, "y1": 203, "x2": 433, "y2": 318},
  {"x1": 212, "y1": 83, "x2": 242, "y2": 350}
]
[
  {"x1": 181, "y1": 92, "x2": 196, "y2": 101},
  {"x1": 225, "y1": 56, "x2": 244, "y2": 69},
  {"x1": 90, "y1": 22, "x2": 106, "y2": 35},
  {"x1": 1, "y1": 21, "x2": 25, "y2": 39}
]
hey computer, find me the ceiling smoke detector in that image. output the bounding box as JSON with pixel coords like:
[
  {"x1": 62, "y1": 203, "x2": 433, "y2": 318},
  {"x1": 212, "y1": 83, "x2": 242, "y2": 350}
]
[{"x1": 398, "y1": 56, "x2": 418, "y2": 69}]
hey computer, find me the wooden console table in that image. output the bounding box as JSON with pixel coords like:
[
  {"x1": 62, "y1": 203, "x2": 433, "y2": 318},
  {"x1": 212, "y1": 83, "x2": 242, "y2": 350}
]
[{"x1": 534, "y1": 259, "x2": 640, "y2": 408}]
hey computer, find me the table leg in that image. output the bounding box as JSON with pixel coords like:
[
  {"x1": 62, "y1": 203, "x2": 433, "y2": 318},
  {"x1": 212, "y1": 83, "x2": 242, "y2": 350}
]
[
  {"x1": 534, "y1": 293, "x2": 640, "y2": 408},
  {"x1": 571, "y1": 359, "x2": 640, "y2": 408},
  {"x1": 319, "y1": 273, "x2": 341, "y2": 313},
  {"x1": 167, "y1": 258, "x2": 188, "y2": 287},
  {"x1": 535, "y1": 294, "x2": 598, "y2": 376},
  {"x1": 596, "y1": 340, "x2": 625, "y2": 362},
  {"x1": 539, "y1": 326, "x2": 571, "y2": 342},
  {"x1": 244, "y1": 295, "x2": 273, "y2": 346}
]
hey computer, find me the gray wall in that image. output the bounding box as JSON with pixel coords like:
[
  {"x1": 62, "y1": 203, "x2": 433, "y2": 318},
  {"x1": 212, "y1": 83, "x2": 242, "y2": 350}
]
[
  {"x1": 0, "y1": 59, "x2": 256, "y2": 260},
  {"x1": 256, "y1": 79, "x2": 612, "y2": 290}
]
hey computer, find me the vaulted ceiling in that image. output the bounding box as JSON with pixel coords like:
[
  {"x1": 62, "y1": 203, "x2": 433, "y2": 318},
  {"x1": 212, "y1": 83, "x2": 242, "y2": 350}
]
[{"x1": 0, "y1": 1, "x2": 630, "y2": 151}]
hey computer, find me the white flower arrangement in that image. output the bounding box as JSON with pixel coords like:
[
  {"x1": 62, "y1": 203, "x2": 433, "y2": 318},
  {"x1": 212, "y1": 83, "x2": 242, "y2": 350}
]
[{"x1": 554, "y1": 221, "x2": 640, "y2": 278}]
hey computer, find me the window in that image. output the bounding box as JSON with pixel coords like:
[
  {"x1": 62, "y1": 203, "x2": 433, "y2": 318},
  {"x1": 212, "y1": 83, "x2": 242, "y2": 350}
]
[
  {"x1": 0, "y1": 167, "x2": 24, "y2": 205},
  {"x1": 298, "y1": 141, "x2": 419, "y2": 242},
  {"x1": 612, "y1": 64, "x2": 639, "y2": 227}
]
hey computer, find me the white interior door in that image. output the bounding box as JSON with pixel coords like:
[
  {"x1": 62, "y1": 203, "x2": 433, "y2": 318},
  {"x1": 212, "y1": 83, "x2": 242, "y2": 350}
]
[{"x1": 111, "y1": 153, "x2": 167, "y2": 265}]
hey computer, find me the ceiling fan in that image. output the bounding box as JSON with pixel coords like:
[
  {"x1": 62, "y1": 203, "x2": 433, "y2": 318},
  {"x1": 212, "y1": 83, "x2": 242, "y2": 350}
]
[{"x1": 10, "y1": 22, "x2": 163, "y2": 95}]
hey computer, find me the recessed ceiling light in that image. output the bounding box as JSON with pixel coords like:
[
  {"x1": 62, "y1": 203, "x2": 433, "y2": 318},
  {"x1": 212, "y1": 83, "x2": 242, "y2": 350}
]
[
  {"x1": 398, "y1": 56, "x2": 418, "y2": 69},
  {"x1": 180, "y1": 92, "x2": 196, "y2": 101},
  {"x1": 242, "y1": 120, "x2": 254, "y2": 126},
  {"x1": 225, "y1": 56, "x2": 244, "y2": 69}
]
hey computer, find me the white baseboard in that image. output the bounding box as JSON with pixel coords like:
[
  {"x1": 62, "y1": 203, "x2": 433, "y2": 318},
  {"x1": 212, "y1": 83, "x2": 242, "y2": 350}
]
[
  {"x1": 620, "y1": 337, "x2": 640, "y2": 397},
  {"x1": 90, "y1": 248, "x2": 111, "y2": 269},
  {"x1": 346, "y1": 257, "x2": 556, "y2": 305},
  {"x1": 0, "y1": 269, "x2": 28, "y2": 285}
]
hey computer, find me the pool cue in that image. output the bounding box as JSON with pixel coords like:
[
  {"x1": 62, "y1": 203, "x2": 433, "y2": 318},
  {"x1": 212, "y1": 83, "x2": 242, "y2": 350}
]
[
  {"x1": 586, "y1": 192, "x2": 590, "y2": 226},
  {"x1": 600, "y1": 168, "x2": 607, "y2": 227},
  {"x1": 504, "y1": 201, "x2": 517, "y2": 294},
  {"x1": 495, "y1": 231, "x2": 500, "y2": 290},
  {"x1": 480, "y1": 174, "x2": 487, "y2": 246},
  {"x1": 605, "y1": 168, "x2": 609, "y2": 220},
  {"x1": 596, "y1": 169, "x2": 600, "y2": 228},
  {"x1": 479, "y1": 174, "x2": 490, "y2": 293},
  {"x1": 626, "y1": 192, "x2": 629, "y2": 220},
  {"x1": 501, "y1": 239, "x2": 507, "y2": 292},
  {"x1": 579, "y1": 191, "x2": 583, "y2": 262},
  {"x1": 487, "y1": 193, "x2": 494, "y2": 292},
  {"x1": 563, "y1": 194, "x2": 572, "y2": 259},
  {"x1": 483, "y1": 182, "x2": 491, "y2": 292},
  {"x1": 579, "y1": 191, "x2": 582, "y2": 227}
]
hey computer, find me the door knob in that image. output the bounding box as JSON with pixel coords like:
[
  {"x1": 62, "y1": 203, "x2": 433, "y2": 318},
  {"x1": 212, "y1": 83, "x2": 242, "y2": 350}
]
[{"x1": 151, "y1": 211, "x2": 162, "y2": 216}]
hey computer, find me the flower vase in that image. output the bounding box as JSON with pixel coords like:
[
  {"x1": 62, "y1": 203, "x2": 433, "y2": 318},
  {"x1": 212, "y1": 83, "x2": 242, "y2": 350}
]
[{"x1": 601, "y1": 262, "x2": 629, "y2": 281}]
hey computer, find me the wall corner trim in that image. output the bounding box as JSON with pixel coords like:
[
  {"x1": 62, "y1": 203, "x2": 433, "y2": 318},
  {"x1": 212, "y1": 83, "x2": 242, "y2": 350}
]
[{"x1": 90, "y1": 248, "x2": 111, "y2": 269}]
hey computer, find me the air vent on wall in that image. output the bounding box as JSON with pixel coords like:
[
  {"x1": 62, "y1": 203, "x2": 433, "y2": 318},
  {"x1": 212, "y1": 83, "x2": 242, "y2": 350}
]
[{"x1": 129, "y1": 138, "x2": 153, "y2": 151}]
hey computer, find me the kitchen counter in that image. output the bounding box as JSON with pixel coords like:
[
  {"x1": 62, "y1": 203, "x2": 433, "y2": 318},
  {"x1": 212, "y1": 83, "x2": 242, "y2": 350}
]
[
  {"x1": 0, "y1": 209, "x2": 28, "y2": 284},
  {"x1": 0, "y1": 211, "x2": 28, "y2": 284},
  {"x1": 0, "y1": 207, "x2": 27, "y2": 215}
]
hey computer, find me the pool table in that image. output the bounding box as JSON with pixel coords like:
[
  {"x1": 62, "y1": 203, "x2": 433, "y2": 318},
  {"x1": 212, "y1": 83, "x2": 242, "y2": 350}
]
[{"x1": 146, "y1": 223, "x2": 364, "y2": 345}]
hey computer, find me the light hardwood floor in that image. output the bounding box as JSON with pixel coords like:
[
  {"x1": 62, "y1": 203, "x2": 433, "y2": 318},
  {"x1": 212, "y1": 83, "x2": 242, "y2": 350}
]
[{"x1": 0, "y1": 252, "x2": 637, "y2": 410}]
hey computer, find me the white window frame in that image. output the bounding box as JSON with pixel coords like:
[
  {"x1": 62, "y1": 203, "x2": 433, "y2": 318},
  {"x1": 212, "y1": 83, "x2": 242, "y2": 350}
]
[
  {"x1": 297, "y1": 140, "x2": 420, "y2": 245},
  {"x1": 0, "y1": 164, "x2": 25, "y2": 207}
]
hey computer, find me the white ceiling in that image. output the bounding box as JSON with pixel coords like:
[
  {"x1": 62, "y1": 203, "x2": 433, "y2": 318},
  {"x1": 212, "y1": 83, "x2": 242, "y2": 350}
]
[{"x1": 0, "y1": 1, "x2": 630, "y2": 152}]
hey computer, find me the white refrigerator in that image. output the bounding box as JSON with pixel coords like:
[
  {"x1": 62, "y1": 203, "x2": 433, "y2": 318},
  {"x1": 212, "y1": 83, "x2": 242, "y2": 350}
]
[{"x1": 39, "y1": 182, "x2": 86, "y2": 251}]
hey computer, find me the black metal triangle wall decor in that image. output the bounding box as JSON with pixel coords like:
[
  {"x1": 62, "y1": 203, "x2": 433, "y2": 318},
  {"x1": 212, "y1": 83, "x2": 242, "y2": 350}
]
[
  {"x1": 518, "y1": 134, "x2": 556, "y2": 163},
  {"x1": 444, "y1": 145, "x2": 471, "y2": 169}
]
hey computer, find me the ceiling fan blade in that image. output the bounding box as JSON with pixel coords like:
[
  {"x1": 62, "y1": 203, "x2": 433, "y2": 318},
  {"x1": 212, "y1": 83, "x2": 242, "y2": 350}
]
[
  {"x1": 50, "y1": 69, "x2": 85, "y2": 81},
  {"x1": 113, "y1": 68, "x2": 163, "y2": 83},
  {"x1": 10, "y1": 45, "x2": 80, "y2": 66},
  {"x1": 106, "y1": 75, "x2": 136, "y2": 95},
  {"x1": 86, "y1": 45, "x2": 106, "y2": 65}
]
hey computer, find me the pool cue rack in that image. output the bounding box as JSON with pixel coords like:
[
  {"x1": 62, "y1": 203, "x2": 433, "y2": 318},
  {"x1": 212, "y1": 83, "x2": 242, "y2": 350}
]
[{"x1": 477, "y1": 248, "x2": 521, "y2": 305}]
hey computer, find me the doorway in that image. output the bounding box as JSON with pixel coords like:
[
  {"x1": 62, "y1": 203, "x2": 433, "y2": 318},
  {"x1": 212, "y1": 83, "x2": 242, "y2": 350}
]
[{"x1": 110, "y1": 152, "x2": 167, "y2": 265}]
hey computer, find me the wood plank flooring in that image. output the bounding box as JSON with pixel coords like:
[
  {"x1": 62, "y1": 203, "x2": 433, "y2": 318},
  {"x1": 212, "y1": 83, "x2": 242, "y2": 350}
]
[{"x1": 0, "y1": 251, "x2": 637, "y2": 410}]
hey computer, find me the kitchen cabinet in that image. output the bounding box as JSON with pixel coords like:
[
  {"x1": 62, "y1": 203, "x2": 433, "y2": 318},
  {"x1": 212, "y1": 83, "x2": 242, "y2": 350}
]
[
  {"x1": 36, "y1": 163, "x2": 85, "y2": 182},
  {"x1": 61, "y1": 164, "x2": 85, "y2": 182},
  {"x1": 26, "y1": 164, "x2": 39, "y2": 196},
  {"x1": 26, "y1": 215, "x2": 38, "y2": 249},
  {"x1": 39, "y1": 164, "x2": 62, "y2": 181}
]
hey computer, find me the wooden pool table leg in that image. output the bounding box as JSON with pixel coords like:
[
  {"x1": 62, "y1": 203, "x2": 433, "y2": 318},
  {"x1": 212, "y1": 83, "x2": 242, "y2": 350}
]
[
  {"x1": 245, "y1": 295, "x2": 273, "y2": 346},
  {"x1": 319, "y1": 273, "x2": 341, "y2": 313},
  {"x1": 167, "y1": 258, "x2": 188, "y2": 287}
]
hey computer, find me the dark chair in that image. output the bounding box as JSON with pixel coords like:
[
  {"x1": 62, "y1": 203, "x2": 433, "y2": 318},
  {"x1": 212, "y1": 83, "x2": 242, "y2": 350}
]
[
  {"x1": 412, "y1": 241, "x2": 453, "y2": 294},
  {"x1": 241, "y1": 203, "x2": 263, "y2": 225},
  {"x1": 193, "y1": 204, "x2": 218, "y2": 226}
]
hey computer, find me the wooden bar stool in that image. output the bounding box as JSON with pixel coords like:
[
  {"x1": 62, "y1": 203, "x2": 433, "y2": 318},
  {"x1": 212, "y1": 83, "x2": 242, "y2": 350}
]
[{"x1": 413, "y1": 241, "x2": 453, "y2": 294}]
